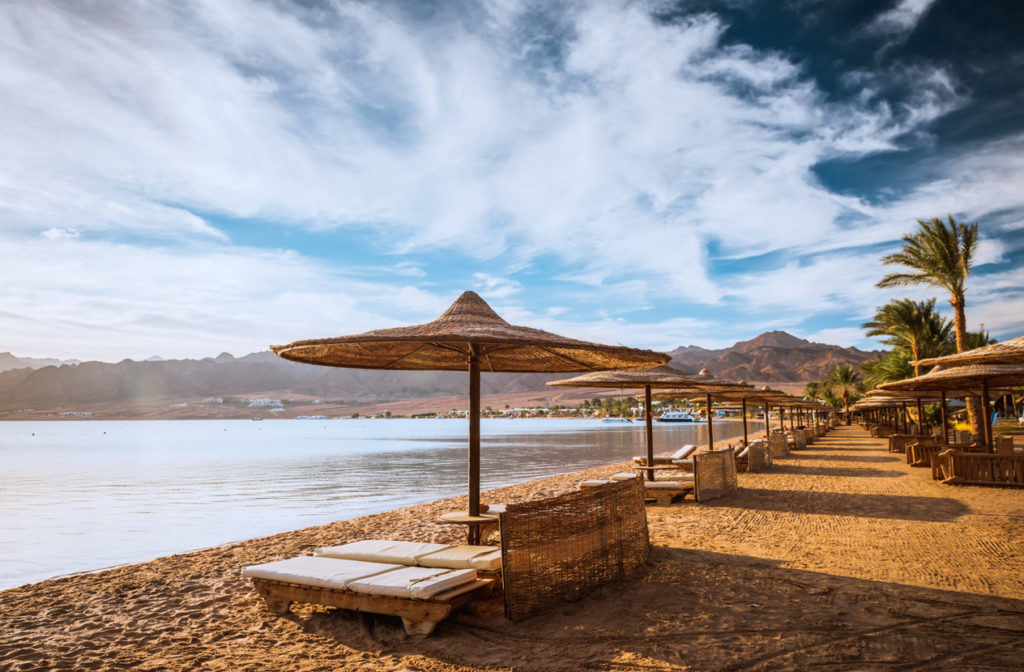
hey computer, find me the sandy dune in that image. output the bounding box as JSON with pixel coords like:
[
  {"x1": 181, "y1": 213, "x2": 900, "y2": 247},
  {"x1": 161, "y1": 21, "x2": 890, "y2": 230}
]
[{"x1": 2, "y1": 425, "x2": 1023, "y2": 671}]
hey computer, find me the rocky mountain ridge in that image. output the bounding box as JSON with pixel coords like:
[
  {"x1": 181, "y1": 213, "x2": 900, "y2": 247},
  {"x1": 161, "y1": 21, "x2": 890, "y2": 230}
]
[{"x1": 0, "y1": 331, "x2": 882, "y2": 412}]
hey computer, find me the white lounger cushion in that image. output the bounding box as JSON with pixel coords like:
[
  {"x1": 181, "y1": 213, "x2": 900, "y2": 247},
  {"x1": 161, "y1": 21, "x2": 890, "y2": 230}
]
[
  {"x1": 241, "y1": 556, "x2": 401, "y2": 590},
  {"x1": 645, "y1": 480, "x2": 694, "y2": 490},
  {"x1": 579, "y1": 479, "x2": 615, "y2": 488},
  {"x1": 418, "y1": 545, "x2": 503, "y2": 571},
  {"x1": 672, "y1": 444, "x2": 698, "y2": 459},
  {"x1": 315, "y1": 539, "x2": 452, "y2": 565},
  {"x1": 347, "y1": 566, "x2": 477, "y2": 599},
  {"x1": 609, "y1": 472, "x2": 638, "y2": 480}
]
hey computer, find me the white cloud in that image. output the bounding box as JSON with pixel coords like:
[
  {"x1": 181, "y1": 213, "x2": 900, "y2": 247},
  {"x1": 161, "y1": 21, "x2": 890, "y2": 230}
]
[
  {"x1": 865, "y1": 0, "x2": 938, "y2": 39},
  {"x1": 0, "y1": 0, "x2": 1018, "y2": 359}
]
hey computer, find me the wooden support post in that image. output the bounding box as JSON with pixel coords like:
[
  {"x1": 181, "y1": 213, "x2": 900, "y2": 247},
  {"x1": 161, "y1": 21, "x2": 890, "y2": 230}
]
[
  {"x1": 981, "y1": 379, "x2": 993, "y2": 453},
  {"x1": 742, "y1": 398, "x2": 748, "y2": 446},
  {"x1": 468, "y1": 344, "x2": 481, "y2": 526},
  {"x1": 645, "y1": 385, "x2": 654, "y2": 481},
  {"x1": 706, "y1": 392, "x2": 715, "y2": 450},
  {"x1": 941, "y1": 390, "x2": 949, "y2": 444}
]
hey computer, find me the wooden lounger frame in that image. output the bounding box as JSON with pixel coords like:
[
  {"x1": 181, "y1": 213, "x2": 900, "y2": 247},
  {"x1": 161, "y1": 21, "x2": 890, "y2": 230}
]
[
  {"x1": 643, "y1": 483, "x2": 693, "y2": 504},
  {"x1": 250, "y1": 575, "x2": 495, "y2": 637},
  {"x1": 932, "y1": 450, "x2": 1024, "y2": 487}
]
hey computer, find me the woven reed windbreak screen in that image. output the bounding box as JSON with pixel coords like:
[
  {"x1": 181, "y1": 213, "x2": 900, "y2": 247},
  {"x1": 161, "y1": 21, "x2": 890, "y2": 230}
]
[
  {"x1": 747, "y1": 444, "x2": 768, "y2": 472},
  {"x1": 694, "y1": 451, "x2": 738, "y2": 502},
  {"x1": 499, "y1": 478, "x2": 648, "y2": 622}
]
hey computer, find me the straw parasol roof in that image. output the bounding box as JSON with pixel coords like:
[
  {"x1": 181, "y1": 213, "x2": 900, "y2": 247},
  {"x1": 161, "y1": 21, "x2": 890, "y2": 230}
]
[
  {"x1": 877, "y1": 363, "x2": 1024, "y2": 393},
  {"x1": 912, "y1": 335, "x2": 1024, "y2": 368},
  {"x1": 272, "y1": 291, "x2": 670, "y2": 532},
  {"x1": 546, "y1": 365, "x2": 750, "y2": 391},
  {"x1": 273, "y1": 291, "x2": 668, "y2": 372},
  {"x1": 878, "y1": 363, "x2": 1024, "y2": 450},
  {"x1": 547, "y1": 366, "x2": 750, "y2": 472}
]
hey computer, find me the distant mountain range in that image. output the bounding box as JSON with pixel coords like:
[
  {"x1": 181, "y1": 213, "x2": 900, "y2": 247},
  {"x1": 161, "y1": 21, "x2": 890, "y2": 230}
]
[
  {"x1": 668, "y1": 331, "x2": 882, "y2": 383},
  {"x1": 0, "y1": 331, "x2": 882, "y2": 412}
]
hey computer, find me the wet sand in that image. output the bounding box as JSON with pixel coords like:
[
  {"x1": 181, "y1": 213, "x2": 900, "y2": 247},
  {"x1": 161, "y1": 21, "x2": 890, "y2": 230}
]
[{"x1": 2, "y1": 425, "x2": 1023, "y2": 671}]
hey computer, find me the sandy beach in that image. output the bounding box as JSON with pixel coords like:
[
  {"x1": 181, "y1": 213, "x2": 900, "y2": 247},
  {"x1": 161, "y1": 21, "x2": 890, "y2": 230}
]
[{"x1": 2, "y1": 425, "x2": 1023, "y2": 671}]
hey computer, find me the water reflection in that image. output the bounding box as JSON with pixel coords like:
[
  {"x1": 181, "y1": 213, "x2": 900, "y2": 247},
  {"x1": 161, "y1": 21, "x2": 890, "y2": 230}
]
[{"x1": 0, "y1": 418, "x2": 762, "y2": 588}]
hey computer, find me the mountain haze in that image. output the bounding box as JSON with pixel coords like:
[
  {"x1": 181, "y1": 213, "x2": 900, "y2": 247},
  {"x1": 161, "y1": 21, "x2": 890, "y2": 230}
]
[{"x1": 0, "y1": 331, "x2": 881, "y2": 413}]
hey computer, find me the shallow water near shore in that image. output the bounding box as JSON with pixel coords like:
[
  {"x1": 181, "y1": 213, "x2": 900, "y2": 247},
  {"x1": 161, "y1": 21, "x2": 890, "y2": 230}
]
[{"x1": 0, "y1": 416, "x2": 761, "y2": 589}]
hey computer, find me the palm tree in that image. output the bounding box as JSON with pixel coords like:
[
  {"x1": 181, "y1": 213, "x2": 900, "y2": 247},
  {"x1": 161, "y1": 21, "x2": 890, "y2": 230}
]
[
  {"x1": 877, "y1": 215, "x2": 978, "y2": 353},
  {"x1": 860, "y1": 350, "x2": 915, "y2": 387},
  {"x1": 823, "y1": 364, "x2": 863, "y2": 424},
  {"x1": 861, "y1": 298, "x2": 952, "y2": 376},
  {"x1": 877, "y1": 214, "x2": 979, "y2": 430}
]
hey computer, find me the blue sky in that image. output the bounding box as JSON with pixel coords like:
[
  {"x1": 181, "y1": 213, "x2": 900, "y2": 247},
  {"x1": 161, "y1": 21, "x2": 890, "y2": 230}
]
[{"x1": 1, "y1": 0, "x2": 1022, "y2": 361}]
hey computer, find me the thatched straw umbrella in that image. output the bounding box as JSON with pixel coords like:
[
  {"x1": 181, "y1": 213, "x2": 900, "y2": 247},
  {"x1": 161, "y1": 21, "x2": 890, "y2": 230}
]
[
  {"x1": 912, "y1": 336, "x2": 1024, "y2": 422},
  {"x1": 913, "y1": 335, "x2": 1024, "y2": 368},
  {"x1": 654, "y1": 386, "x2": 787, "y2": 448},
  {"x1": 272, "y1": 291, "x2": 669, "y2": 536},
  {"x1": 864, "y1": 388, "x2": 976, "y2": 442},
  {"x1": 546, "y1": 366, "x2": 748, "y2": 479},
  {"x1": 879, "y1": 363, "x2": 1024, "y2": 451}
]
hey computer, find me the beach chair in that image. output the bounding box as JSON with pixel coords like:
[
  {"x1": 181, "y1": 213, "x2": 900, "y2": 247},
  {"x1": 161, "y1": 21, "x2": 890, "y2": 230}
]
[
  {"x1": 734, "y1": 445, "x2": 750, "y2": 472},
  {"x1": 633, "y1": 444, "x2": 697, "y2": 466},
  {"x1": 241, "y1": 556, "x2": 495, "y2": 636},
  {"x1": 643, "y1": 478, "x2": 695, "y2": 504},
  {"x1": 933, "y1": 449, "x2": 1024, "y2": 487},
  {"x1": 314, "y1": 539, "x2": 502, "y2": 573}
]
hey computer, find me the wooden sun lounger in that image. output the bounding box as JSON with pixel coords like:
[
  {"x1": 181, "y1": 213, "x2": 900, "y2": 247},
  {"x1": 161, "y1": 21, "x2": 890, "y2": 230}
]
[
  {"x1": 909, "y1": 442, "x2": 971, "y2": 467},
  {"x1": 243, "y1": 556, "x2": 495, "y2": 637},
  {"x1": 634, "y1": 444, "x2": 697, "y2": 466},
  {"x1": 643, "y1": 479, "x2": 695, "y2": 504},
  {"x1": 933, "y1": 450, "x2": 1024, "y2": 487},
  {"x1": 249, "y1": 574, "x2": 494, "y2": 637}
]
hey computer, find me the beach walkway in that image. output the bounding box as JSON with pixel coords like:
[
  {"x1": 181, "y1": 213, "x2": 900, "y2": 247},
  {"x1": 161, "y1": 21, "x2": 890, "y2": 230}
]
[{"x1": 2, "y1": 425, "x2": 1023, "y2": 671}]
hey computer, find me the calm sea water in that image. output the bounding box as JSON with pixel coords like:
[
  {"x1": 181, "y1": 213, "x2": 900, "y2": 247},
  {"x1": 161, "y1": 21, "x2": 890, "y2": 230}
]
[{"x1": 0, "y1": 417, "x2": 761, "y2": 590}]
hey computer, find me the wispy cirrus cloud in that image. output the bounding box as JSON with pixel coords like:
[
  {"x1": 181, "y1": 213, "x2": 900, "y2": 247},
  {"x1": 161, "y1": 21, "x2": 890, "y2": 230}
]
[{"x1": 0, "y1": 0, "x2": 1020, "y2": 360}]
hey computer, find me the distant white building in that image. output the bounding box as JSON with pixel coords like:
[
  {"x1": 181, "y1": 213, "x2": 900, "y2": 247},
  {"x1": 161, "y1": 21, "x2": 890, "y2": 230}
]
[
  {"x1": 170, "y1": 402, "x2": 187, "y2": 408},
  {"x1": 248, "y1": 398, "x2": 283, "y2": 408},
  {"x1": 59, "y1": 411, "x2": 92, "y2": 417},
  {"x1": 201, "y1": 397, "x2": 223, "y2": 404}
]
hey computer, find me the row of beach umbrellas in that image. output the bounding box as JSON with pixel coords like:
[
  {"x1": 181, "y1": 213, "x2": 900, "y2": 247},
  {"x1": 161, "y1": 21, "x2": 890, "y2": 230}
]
[
  {"x1": 854, "y1": 335, "x2": 1024, "y2": 450},
  {"x1": 272, "y1": 291, "x2": 833, "y2": 524}
]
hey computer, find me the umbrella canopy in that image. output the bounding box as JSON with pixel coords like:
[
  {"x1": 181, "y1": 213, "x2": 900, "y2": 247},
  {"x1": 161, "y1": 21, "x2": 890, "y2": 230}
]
[
  {"x1": 879, "y1": 363, "x2": 1024, "y2": 450},
  {"x1": 273, "y1": 291, "x2": 668, "y2": 372},
  {"x1": 878, "y1": 364, "x2": 1024, "y2": 393},
  {"x1": 547, "y1": 366, "x2": 749, "y2": 477},
  {"x1": 652, "y1": 386, "x2": 788, "y2": 446},
  {"x1": 272, "y1": 291, "x2": 671, "y2": 531},
  {"x1": 912, "y1": 335, "x2": 1024, "y2": 369}
]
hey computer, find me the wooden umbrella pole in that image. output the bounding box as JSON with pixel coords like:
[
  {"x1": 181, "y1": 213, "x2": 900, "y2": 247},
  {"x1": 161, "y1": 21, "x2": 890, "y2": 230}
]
[
  {"x1": 706, "y1": 392, "x2": 715, "y2": 450},
  {"x1": 468, "y1": 344, "x2": 481, "y2": 522},
  {"x1": 742, "y1": 397, "x2": 748, "y2": 445},
  {"x1": 901, "y1": 401, "x2": 909, "y2": 434},
  {"x1": 941, "y1": 390, "x2": 949, "y2": 443},
  {"x1": 981, "y1": 378, "x2": 993, "y2": 453},
  {"x1": 645, "y1": 385, "x2": 654, "y2": 481},
  {"x1": 916, "y1": 397, "x2": 924, "y2": 434}
]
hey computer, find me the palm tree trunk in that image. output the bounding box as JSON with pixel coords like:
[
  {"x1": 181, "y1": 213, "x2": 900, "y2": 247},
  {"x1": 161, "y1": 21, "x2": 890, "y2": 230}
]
[
  {"x1": 951, "y1": 292, "x2": 983, "y2": 437},
  {"x1": 911, "y1": 342, "x2": 921, "y2": 377}
]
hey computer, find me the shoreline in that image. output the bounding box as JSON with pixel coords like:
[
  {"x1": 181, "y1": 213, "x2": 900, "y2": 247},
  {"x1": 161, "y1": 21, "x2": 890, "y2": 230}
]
[
  {"x1": 2, "y1": 424, "x2": 766, "y2": 592},
  {"x1": 6, "y1": 426, "x2": 1019, "y2": 670}
]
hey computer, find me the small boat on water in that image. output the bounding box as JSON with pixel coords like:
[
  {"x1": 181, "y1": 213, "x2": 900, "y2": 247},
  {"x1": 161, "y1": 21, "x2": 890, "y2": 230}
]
[
  {"x1": 252, "y1": 417, "x2": 262, "y2": 422},
  {"x1": 657, "y1": 411, "x2": 702, "y2": 423},
  {"x1": 601, "y1": 417, "x2": 634, "y2": 424}
]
